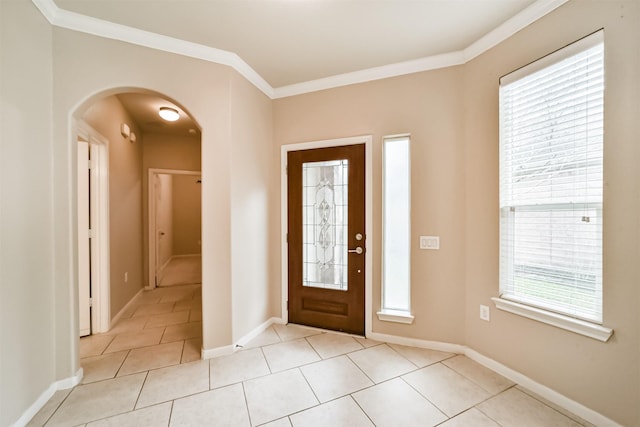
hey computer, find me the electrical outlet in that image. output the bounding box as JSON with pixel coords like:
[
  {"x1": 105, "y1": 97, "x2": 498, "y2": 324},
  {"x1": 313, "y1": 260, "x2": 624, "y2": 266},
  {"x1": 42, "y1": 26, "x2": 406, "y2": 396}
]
[
  {"x1": 124, "y1": 272, "x2": 128, "y2": 283},
  {"x1": 480, "y1": 304, "x2": 490, "y2": 321},
  {"x1": 419, "y1": 236, "x2": 440, "y2": 250}
]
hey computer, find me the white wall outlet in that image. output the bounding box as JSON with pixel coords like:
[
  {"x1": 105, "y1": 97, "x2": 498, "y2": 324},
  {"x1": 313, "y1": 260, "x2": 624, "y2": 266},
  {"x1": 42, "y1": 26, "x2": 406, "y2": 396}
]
[
  {"x1": 124, "y1": 272, "x2": 128, "y2": 283},
  {"x1": 419, "y1": 235, "x2": 440, "y2": 250},
  {"x1": 480, "y1": 304, "x2": 490, "y2": 321}
]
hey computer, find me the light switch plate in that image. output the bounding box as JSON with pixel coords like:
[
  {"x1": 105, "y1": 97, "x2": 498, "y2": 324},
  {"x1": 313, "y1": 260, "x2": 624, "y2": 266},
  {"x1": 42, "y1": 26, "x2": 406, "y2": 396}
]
[{"x1": 420, "y1": 236, "x2": 440, "y2": 250}]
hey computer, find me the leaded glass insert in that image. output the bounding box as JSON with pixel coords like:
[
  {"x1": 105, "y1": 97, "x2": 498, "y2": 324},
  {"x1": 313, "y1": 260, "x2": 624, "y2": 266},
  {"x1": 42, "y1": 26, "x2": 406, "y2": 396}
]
[{"x1": 302, "y1": 159, "x2": 349, "y2": 291}]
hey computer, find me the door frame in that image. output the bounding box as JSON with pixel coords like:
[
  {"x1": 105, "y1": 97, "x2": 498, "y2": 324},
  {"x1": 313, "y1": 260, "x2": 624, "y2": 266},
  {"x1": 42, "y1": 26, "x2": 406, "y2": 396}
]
[
  {"x1": 281, "y1": 135, "x2": 373, "y2": 337},
  {"x1": 147, "y1": 168, "x2": 202, "y2": 290},
  {"x1": 74, "y1": 120, "x2": 110, "y2": 334}
]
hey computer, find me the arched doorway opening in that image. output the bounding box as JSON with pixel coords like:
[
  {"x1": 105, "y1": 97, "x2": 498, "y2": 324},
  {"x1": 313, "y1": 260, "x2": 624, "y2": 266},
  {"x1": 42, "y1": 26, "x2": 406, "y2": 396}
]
[{"x1": 72, "y1": 88, "x2": 204, "y2": 377}]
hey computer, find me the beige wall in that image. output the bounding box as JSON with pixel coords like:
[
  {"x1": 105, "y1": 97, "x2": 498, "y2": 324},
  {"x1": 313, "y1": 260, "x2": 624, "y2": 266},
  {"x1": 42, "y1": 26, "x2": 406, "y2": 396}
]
[
  {"x1": 274, "y1": 1, "x2": 639, "y2": 425},
  {"x1": 274, "y1": 68, "x2": 467, "y2": 344},
  {"x1": 172, "y1": 174, "x2": 202, "y2": 256},
  {"x1": 229, "y1": 71, "x2": 276, "y2": 341},
  {"x1": 83, "y1": 96, "x2": 145, "y2": 318},
  {"x1": 142, "y1": 132, "x2": 201, "y2": 285},
  {"x1": 0, "y1": 1, "x2": 56, "y2": 425},
  {"x1": 462, "y1": 2, "x2": 639, "y2": 425},
  {"x1": 51, "y1": 28, "x2": 235, "y2": 376}
]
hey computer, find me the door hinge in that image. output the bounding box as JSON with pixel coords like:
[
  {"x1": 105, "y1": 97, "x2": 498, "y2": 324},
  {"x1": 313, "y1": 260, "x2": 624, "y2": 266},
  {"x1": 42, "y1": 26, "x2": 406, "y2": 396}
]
[
  {"x1": 87, "y1": 159, "x2": 93, "y2": 170},
  {"x1": 88, "y1": 229, "x2": 94, "y2": 238},
  {"x1": 89, "y1": 298, "x2": 93, "y2": 307}
]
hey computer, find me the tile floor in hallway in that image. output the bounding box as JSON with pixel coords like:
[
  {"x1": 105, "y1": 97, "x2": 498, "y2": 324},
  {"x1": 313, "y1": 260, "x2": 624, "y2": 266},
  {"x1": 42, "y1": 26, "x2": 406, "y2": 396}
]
[{"x1": 28, "y1": 283, "x2": 594, "y2": 426}]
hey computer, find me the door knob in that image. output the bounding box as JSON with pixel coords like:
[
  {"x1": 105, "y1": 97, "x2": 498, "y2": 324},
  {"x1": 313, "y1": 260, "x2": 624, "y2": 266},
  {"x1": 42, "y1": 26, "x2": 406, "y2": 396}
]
[{"x1": 348, "y1": 246, "x2": 364, "y2": 255}]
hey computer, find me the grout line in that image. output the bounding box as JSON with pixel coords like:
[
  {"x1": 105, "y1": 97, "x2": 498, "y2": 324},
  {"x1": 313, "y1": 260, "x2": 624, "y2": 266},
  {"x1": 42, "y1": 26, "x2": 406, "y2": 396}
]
[
  {"x1": 132, "y1": 371, "x2": 150, "y2": 411},
  {"x1": 297, "y1": 367, "x2": 321, "y2": 404},
  {"x1": 240, "y1": 381, "x2": 254, "y2": 426},
  {"x1": 349, "y1": 394, "x2": 377, "y2": 426},
  {"x1": 167, "y1": 401, "x2": 174, "y2": 427},
  {"x1": 399, "y1": 371, "x2": 449, "y2": 419}
]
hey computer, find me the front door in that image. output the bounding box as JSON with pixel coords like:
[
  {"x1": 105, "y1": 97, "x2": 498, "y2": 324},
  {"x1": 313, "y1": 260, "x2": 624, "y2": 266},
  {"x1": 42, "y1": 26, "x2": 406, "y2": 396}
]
[{"x1": 287, "y1": 144, "x2": 365, "y2": 335}]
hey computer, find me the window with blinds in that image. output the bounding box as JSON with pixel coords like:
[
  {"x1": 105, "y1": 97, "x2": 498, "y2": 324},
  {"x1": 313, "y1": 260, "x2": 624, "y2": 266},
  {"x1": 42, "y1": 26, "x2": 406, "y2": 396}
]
[{"x1": 499, "y1": 31, "x2": 604, "y2": 323}]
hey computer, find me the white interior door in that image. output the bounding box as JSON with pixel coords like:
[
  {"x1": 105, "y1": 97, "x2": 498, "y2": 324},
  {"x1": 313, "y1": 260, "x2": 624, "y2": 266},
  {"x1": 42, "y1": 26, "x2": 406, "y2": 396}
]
[{"x1": 78, "y1": 140, "x2": 91, "y2": 336}]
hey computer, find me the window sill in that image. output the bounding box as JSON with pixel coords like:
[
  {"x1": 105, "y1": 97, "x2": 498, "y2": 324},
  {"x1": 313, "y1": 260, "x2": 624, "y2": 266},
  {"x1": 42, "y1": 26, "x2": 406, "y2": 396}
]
[
  {"x1": 491, "y1": 297, "x2": 613, "y2": 342},
  {"x1": 377, "y1": 309, "x2": 415, "y2": 324}
]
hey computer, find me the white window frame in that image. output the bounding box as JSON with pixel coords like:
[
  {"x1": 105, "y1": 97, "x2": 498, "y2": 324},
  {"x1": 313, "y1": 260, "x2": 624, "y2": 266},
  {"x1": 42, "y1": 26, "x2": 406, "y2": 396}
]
[
  {"x1": 378, "y1": 134, "x2": 414, "y2": 324},
  {"x1": 494, "y1": 30, "x2": 612, "y2": 342}
]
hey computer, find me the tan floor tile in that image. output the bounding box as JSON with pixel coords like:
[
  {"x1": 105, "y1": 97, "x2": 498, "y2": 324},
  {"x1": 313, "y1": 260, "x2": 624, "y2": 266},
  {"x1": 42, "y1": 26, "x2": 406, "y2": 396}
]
[
  {"x1": 440, "y1": 408, "x2": 500, "y2": 426},
  {"x1": 86, "y1": 402, "x2": 171, "y2": 426},
  {"x1": 81, "y1": 350, "x2": 128, "y2": 383},
  {"x1": 182, "y1": 337, "x2": 202, "y2": 363},
  {"x1": 105, "y1": 317, "x2": 148, "y2": 336},
  {"x1": 170, "y1": 384, "x2": 250, "y2": 426},
  {"x1": 103, "y1": 328, "x2": 164, "y2": 353},
  {"x1": 80, "y1": 334, "x2": 114, "y2": 358},
  {"x1": 241, "y1": 326, "x2": 281, "y2": 349},
  {"x1": 144, "y1": 310, "x2": 190, "y2": 329},
  {"x1": 443, "y1": 355, "x2": 514, "y2": 394},
  {"x1": 161, "y1": 321, "x2": 201, "y2": 343},
  {"x1": 189, "y1": 309, "x2": 202, "y2": 322},
  {"x1": 477, "y1": 388, "x2": 583, "y2": 427},
  {"x1": 244, "y1": 369, "x2": 318, "y2": 426},
  {"x1": 173, "y1": 297, "x2": 200, "y2": 312},
  {"x1": 355, "y1": 337, "x2": 382, "y2": 348},
  {"x1": 403, "y1": 363, "x2": 491, "y2": 417},
  {"x1": 117, "y1": 341, "x2": 183, "y2": 376},
  {"x1": 347, "y1": 344, "x2": 416, "y2": 383},
  {"x1": 26, "y1": 389, "x2": 71, "y2": 427},
  {"x1": 136, "y1": 360, "x2": 210, "y2": 408},
  {"x1": 300, "y1": 355, "x2": 373, "y2": 403},
  {"x1": 261, "y1": 418, "x2": 292, "y2": 427},
  {"x1": 389, "y1": 343, "x2": 454, "y2": 367},
  {"x1": 353, "y1": 377, "x2": 447, "y2": 427},
  {"x1": 46, "y1": 373, "x2": 146, "y2": 427},
  {"x1": 515, "y1": 386, "x2": 598, "y2": 427},
  {"x1": 273, "y1": 324, "x2": 323, "y2": 341},
  {"x1": 210, "y1": 347, "x2": 270, "y2": 389},
  {"x1": 306, "y1": 333, "x2": 364, "y2": 359},
  {"x1": 290, "y1": 396, "x2": 374, "y2": 427},
  {"x1": 262, "y1": 339, "x2": 321, "y2": 372},
  {"x1": 131, "y1": 302, "x2": 175, "y2": 318}
]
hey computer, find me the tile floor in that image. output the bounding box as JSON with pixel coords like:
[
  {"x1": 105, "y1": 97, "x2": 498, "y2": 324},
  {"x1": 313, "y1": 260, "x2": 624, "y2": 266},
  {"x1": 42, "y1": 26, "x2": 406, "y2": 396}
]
[{"x1": 28, "y1": 284, "x2": 595, "y2": 426}]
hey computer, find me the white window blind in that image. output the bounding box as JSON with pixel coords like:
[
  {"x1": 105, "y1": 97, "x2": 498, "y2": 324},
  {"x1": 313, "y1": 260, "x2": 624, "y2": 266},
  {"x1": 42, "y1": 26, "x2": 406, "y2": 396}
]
[{"x1": 499, "y1": 31, "x2": 604, "y2": 323}]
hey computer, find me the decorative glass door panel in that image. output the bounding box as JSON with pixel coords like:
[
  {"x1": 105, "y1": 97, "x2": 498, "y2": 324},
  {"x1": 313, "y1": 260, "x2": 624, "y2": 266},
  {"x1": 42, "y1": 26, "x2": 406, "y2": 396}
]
[
  {"x1": 302, "y1": 160, "x2": 349, "y2": 291},
  {"x1": 288, "y1": 144, "x2": 365, "y2": 335}
]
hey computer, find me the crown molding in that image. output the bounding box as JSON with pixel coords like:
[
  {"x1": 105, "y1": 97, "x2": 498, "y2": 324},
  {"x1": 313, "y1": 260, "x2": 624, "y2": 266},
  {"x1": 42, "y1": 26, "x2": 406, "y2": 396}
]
[
  {"x1": 32, "y1": 0, "x2": 567, "y2": 100},
  {"x1": 272, "y1": 51, "x2": 466, "y2": 99},
  {"x1": 31, "y1": 0, "x2": 274, "y2": 98}
]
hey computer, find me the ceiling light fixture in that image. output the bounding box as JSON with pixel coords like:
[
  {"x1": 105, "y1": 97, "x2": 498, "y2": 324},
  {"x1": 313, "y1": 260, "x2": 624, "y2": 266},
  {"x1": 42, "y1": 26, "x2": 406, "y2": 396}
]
[{"x1": 159, "y1": 107, "x2": 179, "y2": 122}]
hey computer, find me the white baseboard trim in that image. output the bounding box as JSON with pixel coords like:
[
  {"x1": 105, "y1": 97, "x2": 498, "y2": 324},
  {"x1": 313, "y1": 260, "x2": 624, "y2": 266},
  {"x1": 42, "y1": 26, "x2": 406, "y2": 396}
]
[
  {"x1": 235, "y1": 317, "x2": 284, "y2": 349},
  {"x1": 365, "y1": 329, "x2": 620, "y2": 426},
  {"x1": 110, "y1": 288, "x2": 144, "y2": 328},
  {"x1": 367, "y1": 331, "x2": 467, "y2": 355},
  {"x1": 464, "y1": 348, "x2": 622, "y2": 427},
  {"x1": 12, "y1": 368, "x2": 83, "y2": 427},
  {"x1": 202, "y1": 317, "x2": 286, "y2": 359}
]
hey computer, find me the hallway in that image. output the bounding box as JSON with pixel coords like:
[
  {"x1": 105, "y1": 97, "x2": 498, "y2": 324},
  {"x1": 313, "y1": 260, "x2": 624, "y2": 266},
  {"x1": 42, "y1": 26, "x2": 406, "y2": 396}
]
[{"x1": 27, "y1": 284, "x2": 590, "y2": 426}]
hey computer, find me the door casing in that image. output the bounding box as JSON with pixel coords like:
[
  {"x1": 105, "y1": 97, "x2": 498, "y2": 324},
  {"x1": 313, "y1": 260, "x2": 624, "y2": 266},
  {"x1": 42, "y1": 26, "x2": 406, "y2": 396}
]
[
  {"x1": 75, "y1": 120, "x2": 110, "y2": 334},
  {"x1": 281, "y1": 135, "x2": 373, "y2": 337},
  {"x1": 147, "y1": 168, "x2": 202, "y2": 289}
]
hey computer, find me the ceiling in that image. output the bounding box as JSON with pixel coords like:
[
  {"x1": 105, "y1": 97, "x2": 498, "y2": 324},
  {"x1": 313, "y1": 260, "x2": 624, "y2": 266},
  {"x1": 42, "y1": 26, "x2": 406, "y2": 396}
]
[
  {"x1": 115, "y1": 93, "x2": 200, "y2": 136},
  {"x1": 54, "y1": 0, "x2": 540, "y2": 89},
  {"x1": 51, "y1": 0, "x2": 565, "y2": 135}
]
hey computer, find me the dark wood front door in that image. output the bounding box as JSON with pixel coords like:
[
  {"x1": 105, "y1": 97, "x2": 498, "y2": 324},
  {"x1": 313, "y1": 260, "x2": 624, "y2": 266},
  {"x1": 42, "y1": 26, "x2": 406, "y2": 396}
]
[{"x1": 287, "y1": 144, "x2": 365, "y2": 335}]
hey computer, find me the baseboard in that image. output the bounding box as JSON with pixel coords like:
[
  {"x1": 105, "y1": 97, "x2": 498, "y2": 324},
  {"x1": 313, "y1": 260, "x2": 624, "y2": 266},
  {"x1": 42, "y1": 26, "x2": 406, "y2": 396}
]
[
  {"x1": 201, "y1": 317, "x2": 285, "y2": 359},
  {"x1": 110, "y1": 287, "x2": 144, "y2": 328},
  {"x1": 367, "y1": 331, "x2": 467, "y2": 354},
  {"x1": 365, "y1": 330, "x2": 620, "y2": 426},
  {"x1": 234, "y1": 317, "x2": 284, "y2": 349},
  {"x1": 171, "y1": 253, "x2": 201, "y2": 259},
  {"x1": 202, "y1": 344, "x2": 235, "y2": 359},
  {"x1": 464, "y1": 348, "x2": 622, "y2": 427},
  {"x1": 11, "y1": 368, "x2": 83, "y2": 427}
]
